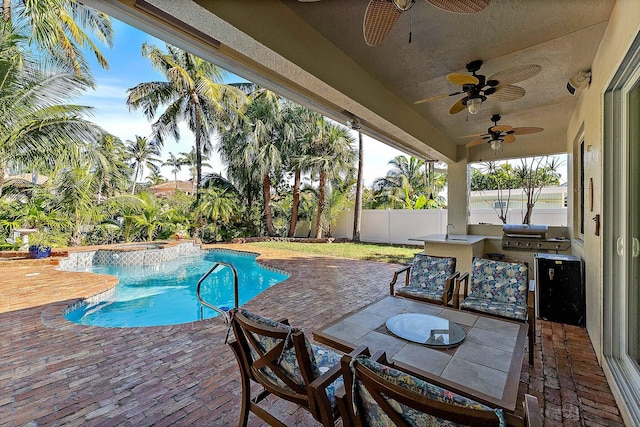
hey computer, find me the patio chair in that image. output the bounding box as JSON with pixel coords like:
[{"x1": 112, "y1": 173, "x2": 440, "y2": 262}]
[
  {"x1": 337, "y1": 350, "x2": 542, "y2": 427},
  {"x1": 389, "y1": 253, "x2": 460, "y2": 307},
  {"x1": 458, "y1": 257, "x2": 535, "y2": 365},
  {"x1": 226, "y1": 308, "x2": 365, "y2": 426}
]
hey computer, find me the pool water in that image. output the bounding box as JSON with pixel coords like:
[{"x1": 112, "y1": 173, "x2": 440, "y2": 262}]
[{"x1": 64, "y1": 250, "x2": 289, "y2": 327}]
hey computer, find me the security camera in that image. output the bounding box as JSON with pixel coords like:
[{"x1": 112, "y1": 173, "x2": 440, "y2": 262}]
[{"x1": 567, "y1": 71, "x2": 592, "y2": 95}]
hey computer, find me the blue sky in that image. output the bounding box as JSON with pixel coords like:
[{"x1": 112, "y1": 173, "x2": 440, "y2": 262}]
[{"x1": 77, "y1": 18, "x2": 405, "y2": 186}]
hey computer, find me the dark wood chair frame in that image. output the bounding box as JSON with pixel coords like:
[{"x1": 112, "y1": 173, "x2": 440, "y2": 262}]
[
  {"x1": 389, "y1": 254, "x2": 460, "y2": 307},
  {"x1": 227, "y1": 308, "x2": 363, "y2": 427},
  {"x1": 457, "y1": 259, "x2": 536, "y2": 366},
  {"x1": 337, "y1": 349, "x2": 542, "y2": 427}
]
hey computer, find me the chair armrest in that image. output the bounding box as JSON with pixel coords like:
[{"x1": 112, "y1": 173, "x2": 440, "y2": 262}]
[
  {"x1": 443, "y1": 271, "x2": 460, "y2": 307},
  {"x1": 349, "y1": 345, "x2": 370, "y2": 358},
  {"x1": 458, "y1": 272, "x2": 470, "y2": 299},
  {"x1": 310, "y1": 361, "x2": 342, "y2": 391},
  {"x1": 389, "y1": 265, "x2": 411, "y2": 295},
  {"x1": 523, "y1": 394, "x2": 543, "y2": 427},
  {"x1": 370, "y1": 350, "x2": 391, "y2": 365},
  {"x1": 310, "y1": 345, "x2": 369, "y2": 392}
]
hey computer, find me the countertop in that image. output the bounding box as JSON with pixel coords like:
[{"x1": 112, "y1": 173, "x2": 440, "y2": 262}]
[{"x1": 410, "y1": 234, "x2": 500, "y2": 245}]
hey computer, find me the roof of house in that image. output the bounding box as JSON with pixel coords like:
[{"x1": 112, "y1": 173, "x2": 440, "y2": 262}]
[{"x1": 148, "y1": 180, "x2": 194, "y2": 196}]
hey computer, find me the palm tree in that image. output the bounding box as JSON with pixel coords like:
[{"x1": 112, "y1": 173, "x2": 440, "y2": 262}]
[
  {"x1": 0, "y1": 22, "x2": 103, "y2": 195},
  {"x1": 308, "y1": 119, "x2": 356, "y2": 238},
  {"x1": 87, "y1": 133, "x2": 130, "y2": 201},
  {"x1": 218, "y1": 87, "x2": 284, "y2": 236},
  {"x1": 2, "y1": 0, "x2": 113, "y2": 78},
  {"x1": 126, "y1": 43, "x2": 245, "y2": 201},
  {"x1": 179, "y1": 147, "x2": 212, "y2": 193},
  {"x1": 373, "y1": 156, "x2": 426, "y2": 206},
  {"x1": 371, "y1": 155, "x2": 447, "y2": 209},
  {"x1": 195, "y1": 186, "x2": 241, "y2": 241},
  {"x1": 125, "y1": 135, "x2": 161, "y2": 194},
  {"x1": 162, "y1": 152, "x2": 185, "y2": 188},
  {"x1": 146, "y1": 169, "x2": 166, "y2": 186},
  {"x1": 245, "y1": 89, "x2": 285, "y2": 236},
  {"x1": 281, "y1": 102, "x2": 319, "y2": 237},
  {"x1": 53, "y1": 165, "x2": 100, "y2": 245},
  {"x1": 128, "y1": 192, "x2": 163, "y2": 242},
  {"x1": 353, "y1": 130, "x2": 363, "y2": 241},
  {"x1": 219, "y1": 112, "x2": 262, "y2": 222}
]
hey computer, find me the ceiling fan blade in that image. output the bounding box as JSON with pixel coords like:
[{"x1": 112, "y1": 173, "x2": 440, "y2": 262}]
[
  {"x1": 488, "y1": 64, "x2": 542, "y2": 86},
  {"x1": 466, "y1": 137, "x2": 488, "y2": 147},
  {"x1": 449, "y1": 97, "x2": 467, "y2": 114},
  {"x1": 459, "y1": 132, "x2": 487, "y2": 138},
  {"x1": 414, "y1": 93, "x2": 452, "y2": 104},
  {"x1": 503, "y1": 134, "x2": 517, "y2": 143},
  {"x1": 446, "y1": 73, "x2": 479, "y2": 86},
  {"x1": 491, "y1": 124, "x2": 513, "y2": 133},
  {"x1": 512, "y1": 126, "x2": 544, "y2": 135},
  {"x1": 363, "y1": 0, "x2": 401, "y2": 46},
  {"x1": 489, "y1": 85, "x2": 526, "y2": 101},
  {"x1": 426, "y1": 0, "x2": 491, "y2": 14}
]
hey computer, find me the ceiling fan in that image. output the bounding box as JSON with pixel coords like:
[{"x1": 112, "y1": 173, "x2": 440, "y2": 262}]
[
  {"x1": 462, "y1": 114, "x2": 544, "y2": 151},
  {"x1": 415, "y1": 60, "x2": 542, "y2": 115},
  {"x1": 298, "y1": 0, "x2": 491, "y2": 46}
]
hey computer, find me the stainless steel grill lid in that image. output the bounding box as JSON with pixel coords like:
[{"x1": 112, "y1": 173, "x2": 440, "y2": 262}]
[{"x1": 503, "y1": 224, "x2": 548, "y2": 237}]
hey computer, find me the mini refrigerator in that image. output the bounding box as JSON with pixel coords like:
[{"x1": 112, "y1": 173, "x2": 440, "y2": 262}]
[{"x1": 534, "y1": 253, "x2": 585, "y2": 327}]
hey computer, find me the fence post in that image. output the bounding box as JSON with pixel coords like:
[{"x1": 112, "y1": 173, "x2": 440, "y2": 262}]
[{"x1": 388, "y1": 208, "x2": 391, "y2": 244}]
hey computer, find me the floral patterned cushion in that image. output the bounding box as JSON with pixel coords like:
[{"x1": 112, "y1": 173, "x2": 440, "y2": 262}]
[
  {"x1": 354, "y1": 356, "x2": 505, "y2": 426},
  {"x1": 396, "y1": 286, "x2": 445, "y2": 303},
  {"x1": 407, "y1": 254, "x2": 456, "y2": 293},
  {"x1": 239, "y1": 309, "x2": 320, "y2": 388},
  {"x1": 459, "y1": 297, "x2": 528, "y2": 321},
  {"x1": 468, "y1": 258, "x2": 528, "y2": 307},
  {"x1": 239, "y1": 310, "x2": 343, "y2": 407},
  {"x1": 312, "y1": 344, "x2": 344, "y2": 405}
]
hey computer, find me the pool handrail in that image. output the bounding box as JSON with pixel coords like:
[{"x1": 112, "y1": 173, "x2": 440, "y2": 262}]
[{"x1": 196, "y1": 262, "x2": 239, "y2": 323}]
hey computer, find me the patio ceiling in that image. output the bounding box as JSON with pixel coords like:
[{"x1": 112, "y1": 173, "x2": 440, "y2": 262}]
[{"x1": 93, "y1": 0, "x2": 615, "y2": 163}]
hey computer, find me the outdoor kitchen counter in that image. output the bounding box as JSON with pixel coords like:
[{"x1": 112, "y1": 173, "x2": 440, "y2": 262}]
[{"x1": 410, "y1": 234, "x2": 500, "y2": 278}]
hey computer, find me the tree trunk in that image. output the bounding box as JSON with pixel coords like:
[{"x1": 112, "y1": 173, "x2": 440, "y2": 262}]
[
  {"x1": 192, "y1": 93, "x2": 203, "y2": 202},
  {"x1": 131, "y1": 164, "x2": 140, "y2": 194},
  {"x1": 353, "y1": 131, "x2": 363, "y2": 241},
  {"x1": 246, "y1": 180, "x2": 253, "y2": 209},
  {"x1": 3, "y1": 0, "x2": 11, "y2": 22},
  {"x1": 287, "y1": 168, "x2": 301, "y2": 237},
  {"x1": 263, "y1": 173, "x2": 276, "y2": 236},
  {"x1": 523, "y1": 203, "x2": 534, "y2": 224},
  {"x1": 315, "y1": 171, "x2": 327, "y2": 239}
]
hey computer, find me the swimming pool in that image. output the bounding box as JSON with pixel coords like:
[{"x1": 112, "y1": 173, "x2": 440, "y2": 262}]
[{"x1": 64, "y1": 250, "x2": 289, "y2": 327}]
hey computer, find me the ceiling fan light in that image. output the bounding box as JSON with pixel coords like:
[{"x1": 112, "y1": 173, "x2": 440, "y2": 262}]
[
  {"x1": 490, "y1": 139, "x2": 503, "y2": 151},
  {"x1": 392, "y1": 0, "x2": 415, "y2": 11},
  {"x1": 467, "y1": 97, "x2": 482, "y2": 114}
]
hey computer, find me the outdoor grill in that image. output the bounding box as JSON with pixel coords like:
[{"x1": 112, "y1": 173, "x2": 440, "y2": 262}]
[{"x1": 502, "y1": 224, "x2": 571, "y2": 252}]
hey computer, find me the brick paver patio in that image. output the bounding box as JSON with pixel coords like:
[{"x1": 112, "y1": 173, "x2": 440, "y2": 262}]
[{"x1": 0, "y1": 244, "x2": 625, "y2": 426}]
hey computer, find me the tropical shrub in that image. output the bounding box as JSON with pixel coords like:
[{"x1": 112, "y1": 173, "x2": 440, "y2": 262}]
[{"x1": 82, "y1": 224, "x2": 125, "y2": 246}]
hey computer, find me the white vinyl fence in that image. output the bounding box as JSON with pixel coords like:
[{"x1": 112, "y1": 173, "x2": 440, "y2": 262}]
[
  {"x1": 332, "y1": 208, "x2": 568, "y2": 245},
  {"x1": 469, "y1": 209, "x2": 568, "y2": 227},
  {"x1": 333, "y1": 209, "x2": 447, "y2": 245}
]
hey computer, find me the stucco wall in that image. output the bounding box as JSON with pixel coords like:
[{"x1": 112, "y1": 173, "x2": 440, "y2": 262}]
[{"x1": 566, "y1": 0, "x2": 640, "y2": 364}]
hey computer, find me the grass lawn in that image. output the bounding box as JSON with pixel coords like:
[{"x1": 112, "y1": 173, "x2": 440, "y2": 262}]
[{"x1": 244, "y1": 241, "x2": 421, "y2": 265}]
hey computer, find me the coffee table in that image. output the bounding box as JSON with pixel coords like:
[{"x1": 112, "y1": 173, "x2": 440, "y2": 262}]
[
  {"x1": 385, "y1": 313, "x2": 465, "y2": 347},
  {"x1": 312, "y1": 296, "x2": 527, "y2": 412}
]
